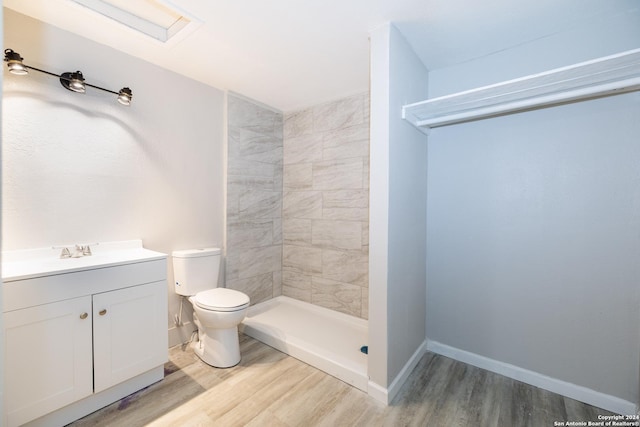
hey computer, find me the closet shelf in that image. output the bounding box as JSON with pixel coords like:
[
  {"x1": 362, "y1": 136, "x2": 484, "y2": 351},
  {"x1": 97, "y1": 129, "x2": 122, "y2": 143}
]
[{"x1": 402, "y1": 48, "x2": 640, "y2": 131}]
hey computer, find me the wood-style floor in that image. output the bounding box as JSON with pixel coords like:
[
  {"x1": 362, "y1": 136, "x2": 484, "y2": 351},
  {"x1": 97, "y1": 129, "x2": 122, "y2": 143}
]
[{"x1": 69, "y1": 334, "x2": 614, "y2": 426}]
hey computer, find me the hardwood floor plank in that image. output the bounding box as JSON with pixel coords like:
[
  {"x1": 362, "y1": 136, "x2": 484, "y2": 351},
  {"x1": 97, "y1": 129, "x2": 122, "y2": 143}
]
[
  {"x1": 511, "y1": 378, "x2": 534, "y2": 427},
  {"x1": 315, "y1": 386, "x2": 386, "y2": 427},
  {"x1": 210, "y1": 362, "x2": 320, "y2": 425},
  {"x1": 68, "y1": 334, "x2": 617, "y2": 427},
  {"x1": 384, "y1": 354, "x2": 454, "y2": 426}
]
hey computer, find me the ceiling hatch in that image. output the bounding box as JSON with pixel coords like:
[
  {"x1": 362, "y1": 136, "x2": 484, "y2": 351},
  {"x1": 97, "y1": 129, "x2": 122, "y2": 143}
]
[{"x1": 71, "y1": 0, "x2": 200, "y2": 43}]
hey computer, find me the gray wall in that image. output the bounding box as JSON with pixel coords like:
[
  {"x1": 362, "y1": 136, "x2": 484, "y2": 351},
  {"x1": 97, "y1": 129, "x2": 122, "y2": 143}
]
[
  {"x1": 282, "y1": 93, "x2": 370, "y2": 319},
  {"x1": 225, "y1": 94, "x2": 283, "y2": 304},
  {"x1": 369, "y1": 23, "x2": 428, "y2": 392},
  {"x1": 426, "y1": 8, "x2": 640, "y2": 405}
]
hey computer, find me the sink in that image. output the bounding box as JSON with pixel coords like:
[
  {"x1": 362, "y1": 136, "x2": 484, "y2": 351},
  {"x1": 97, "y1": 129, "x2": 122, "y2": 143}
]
[{"x1": 2, "y1": 240, "x2": 166, "y2": 282}]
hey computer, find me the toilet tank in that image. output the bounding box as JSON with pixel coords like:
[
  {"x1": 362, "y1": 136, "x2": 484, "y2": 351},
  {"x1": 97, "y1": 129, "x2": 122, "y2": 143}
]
[{"x1": 172, "y1": 248, "x2": 221, "y2": 296}]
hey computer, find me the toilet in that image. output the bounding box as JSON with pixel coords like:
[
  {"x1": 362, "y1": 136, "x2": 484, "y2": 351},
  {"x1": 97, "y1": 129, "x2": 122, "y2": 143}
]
[{"x1": 172, "y1": 248, "x2": 250, "y2": 368}]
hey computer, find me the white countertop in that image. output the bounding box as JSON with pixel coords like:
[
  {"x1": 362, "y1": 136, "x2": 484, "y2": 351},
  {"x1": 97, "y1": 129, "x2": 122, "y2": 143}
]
[{"x1": 2, "y1": 240, "x2": 167, "y2": 282}]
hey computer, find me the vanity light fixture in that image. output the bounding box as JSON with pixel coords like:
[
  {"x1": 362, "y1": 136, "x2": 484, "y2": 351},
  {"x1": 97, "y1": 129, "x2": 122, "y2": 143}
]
[{"x1": 3, "y1": 48, "x2": 133, "y2": 106}]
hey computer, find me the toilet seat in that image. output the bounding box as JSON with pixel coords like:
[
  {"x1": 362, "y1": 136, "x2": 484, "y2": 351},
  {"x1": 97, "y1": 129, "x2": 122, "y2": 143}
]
[{"x1": 194, "y1": 288, "x2": 250, "y2": 312}]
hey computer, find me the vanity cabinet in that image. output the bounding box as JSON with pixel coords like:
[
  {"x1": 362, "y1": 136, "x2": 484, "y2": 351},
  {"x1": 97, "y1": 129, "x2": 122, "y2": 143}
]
[
  {"x1": 93, "y1": 282, "x2": 167, "y2": 393},
  {"x1": 4, "y1": 296, "x2": 94, "y2": 425},
  {"x1": 2, "y1": 241, "x2": 167, "y2": 427}
]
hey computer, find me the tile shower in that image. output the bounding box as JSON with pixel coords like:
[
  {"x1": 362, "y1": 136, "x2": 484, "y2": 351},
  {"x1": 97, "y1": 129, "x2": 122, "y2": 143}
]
[
  {"x1": 225, "y1": 95, "x2": 284, "y2": 304},
  {"x1": 226, "y1": 92, "x2": 370, "y2": 320}
]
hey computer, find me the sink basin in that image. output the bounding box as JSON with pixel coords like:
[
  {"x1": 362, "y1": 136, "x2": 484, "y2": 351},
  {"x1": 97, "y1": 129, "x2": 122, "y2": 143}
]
[{"x1": 2, "y1": 240, "x2": 166, "y2": 282}]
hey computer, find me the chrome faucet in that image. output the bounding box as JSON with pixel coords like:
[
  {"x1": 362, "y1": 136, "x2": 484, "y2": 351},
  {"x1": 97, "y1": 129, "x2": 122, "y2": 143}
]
[
  {"x1": 72, "y1": 244, "x2": 94, "y2": 257},
  {"x1": 72, "y1": 245, "x2": 84, "y2": 258},
  {"x1": 56, "y1": 244, "x2": 94, "y2": 259}
]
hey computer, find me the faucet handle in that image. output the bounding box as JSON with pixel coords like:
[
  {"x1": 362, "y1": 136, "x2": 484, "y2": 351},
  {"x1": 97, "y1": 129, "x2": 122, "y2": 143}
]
[
  {"x1": 82, "y1": 245, "x2": 92, "y2": 256},
  {"x1": 71, "y1": 245, "x2": 84, "y2": 258},
  {"x1": 60, "y1": 247, "x2": 72, "y2": 259}
]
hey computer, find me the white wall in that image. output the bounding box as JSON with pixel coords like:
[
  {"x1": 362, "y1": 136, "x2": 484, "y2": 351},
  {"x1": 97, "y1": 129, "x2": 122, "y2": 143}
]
[
  {"x1": 2, "y1": 9, "x2": 226, "y2": 346},
  {"x1": 426, "y1": 9, "x2": 640, "y2": 412},
  {"x1": 369, "y1": 23, "x2": 428, "y2": 402}
]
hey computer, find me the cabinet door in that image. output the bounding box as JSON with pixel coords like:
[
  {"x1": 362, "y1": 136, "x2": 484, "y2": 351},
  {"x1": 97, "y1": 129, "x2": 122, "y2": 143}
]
[
  {"x1": 4, "y1": 296, "x2": 93, "y2": 427},
  {"x1": 93, "y1": 281, "x2": 168, "y2": 393}
]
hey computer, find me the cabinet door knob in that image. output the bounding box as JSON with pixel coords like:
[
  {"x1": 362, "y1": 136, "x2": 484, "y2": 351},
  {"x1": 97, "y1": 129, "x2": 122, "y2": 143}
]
[
  {"x1": 99, "y1": 309, "x2": 107, "y2": 316},
  {"x1": 80, "y1": 312, "x2": 88, "y2": 320}
]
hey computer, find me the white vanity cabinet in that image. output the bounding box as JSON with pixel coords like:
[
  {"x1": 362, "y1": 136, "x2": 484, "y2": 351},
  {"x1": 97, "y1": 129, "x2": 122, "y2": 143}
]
[
  {"x1": 4, "y1": 296, "x2": 94, "y2": 425},
  {"x1": 2, "y1": 241, "x2": 168, "y2": 427},
  {"x1": 93, "y1": 282, "x2": 167, "y2": 393}
]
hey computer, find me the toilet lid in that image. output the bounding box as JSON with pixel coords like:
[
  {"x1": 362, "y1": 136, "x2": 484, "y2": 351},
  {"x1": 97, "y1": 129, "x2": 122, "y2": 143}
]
[{"x1": 194, "y1": 288, "x2": 250, "y2": 312}]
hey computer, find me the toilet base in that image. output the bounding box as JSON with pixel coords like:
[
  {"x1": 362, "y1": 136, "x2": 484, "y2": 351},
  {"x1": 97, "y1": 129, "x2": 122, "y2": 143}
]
[{"x1": 193, "y1": 326, "x2": 241, "y2": 368}]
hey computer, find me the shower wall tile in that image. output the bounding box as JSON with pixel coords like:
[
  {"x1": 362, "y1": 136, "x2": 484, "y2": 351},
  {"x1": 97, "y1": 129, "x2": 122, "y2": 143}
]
[
  {"x1": 362, "y1": 221, "x2": 369, "y2": 247},
  {"x1": 282, "y1": 270, "x2": 312, "y2": 302},
  {"x1": 322, "y1": 207, "x2": 368, "y2": 222},
  {"x1": 282, "y1": 190, "x2": 322, "y2": 219},
  {"x1": 322, "y1": 123, "x2": 369, "y2": 161},
  {"x1": 283, "y1": 218, "x2": 312, "y2": 246},
  {"x1": 322, "y1": 248, "x2": 368, "y2": 287},
  {"x1": 229, "y1": 127, "x2": 283, "y2": 164},
  {"x1": 273, "y1": 218, "x2": 282, "y2": 245},
  {"x1": 322, "y1": 122, "x2": 369, "y2": 147},
  {"x1": 226, "y1": 272, "x2": 273, "y2": 305},
  {"x1": 228, "y1": 95, "x2": 282, "y2": 135},
  {"x1": 284, "y1": 133, "x2": 323, "y2": 165},
  {"x1": 322, "y1": 189, "x2": 368, "y2": 221},
  {"x1": 311, "y1": 277, "x2": 361, "y2": 317},
  {"x1": 312, "y1": 158, "x2": 364, "y2": 191},
  {"x1": 227, "y1": 219, "x2": 274, "y2": 249},
  {"x1": 311, "y1": 219, "x2": 362, "y2": 250},
  {"x1": 313, "y1": 95, "x2": 364, "y2": 133},
  {"x1": 238, "y1": 190, "x2": 282, "y2": 219},
  {"x1": 272, "y1": 271, "x2": 282, "y2": 297},
  {"x1": 226, "y1": 244, "x2": 282, "y2": 281},
  {"x1": 274, "y1": 165, "x2": 283, "y2": 192},
  {"x1": 284, "y1": 108, "x2": 313, "y2": 139},
  {"x1": 363, "y1": 157, "x2": 370, "y2": 190},
  {"x1": 282, "y1": 92, "x2": 370, "y2": 319},
  {"x1": 364, "y1": 92, "x2": 370, "y2": 124},
  {"x1": 323, "y1": 138, "x2": 369, "y2": 162},
  {"x1": 226, "y1": 94, "x2": 283, "y2": 303},
  {"x1": 325, "y1": 189, "x2": 368, "y2": 208},
  {"x1": 282, "y1": 244, "x2": 322, "y2": 275},
  {"x1": 228, "y1": 158, "x2": 275, "y2": 177},
  {"x1": 283, "y1": 163, "x2": 313, "y2": 190},
  {"x1": 228, "y1": 175, "x2": 275, "y2": 192}
]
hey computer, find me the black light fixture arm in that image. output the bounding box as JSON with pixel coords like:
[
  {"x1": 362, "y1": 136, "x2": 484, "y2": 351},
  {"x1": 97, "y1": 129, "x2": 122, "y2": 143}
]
[{"x1": 3, "y1": 48, "x2": 133, "y2": 105}]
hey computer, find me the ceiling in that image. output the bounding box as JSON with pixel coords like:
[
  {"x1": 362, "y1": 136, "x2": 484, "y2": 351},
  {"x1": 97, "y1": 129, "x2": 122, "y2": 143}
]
[{"x1": 3, "y1": 0, "x2": 638, "y2": 111}]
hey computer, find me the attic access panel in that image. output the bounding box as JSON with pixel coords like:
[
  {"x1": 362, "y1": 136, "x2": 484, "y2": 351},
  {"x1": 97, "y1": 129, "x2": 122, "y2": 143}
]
[{"x1": 71, "y1": 0, "x2": 199, "y2": 43}]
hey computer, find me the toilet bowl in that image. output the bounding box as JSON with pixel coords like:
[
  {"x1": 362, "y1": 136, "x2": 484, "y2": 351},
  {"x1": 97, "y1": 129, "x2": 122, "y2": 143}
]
[
  {"x1": 172, "y1": 248, "x2": 250, "y2": 368},
  {"x1": 189, "y1": 288, "x2": 250, "y2": 367}
]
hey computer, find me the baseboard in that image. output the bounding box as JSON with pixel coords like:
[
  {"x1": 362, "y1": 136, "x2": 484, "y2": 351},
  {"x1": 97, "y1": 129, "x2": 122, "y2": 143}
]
[
  {"x1": 168, "y1": 321, "x2": 196, "y2": 348},
  {"x1": 427, "y1": 340, "x2": 637, "y2": 415},
  {"x1": 367, "y1": 380, "x2": 388, "y2": 405},
  {"x1": 368, "y1": 340, "x2": 427, "y2": 405}
]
